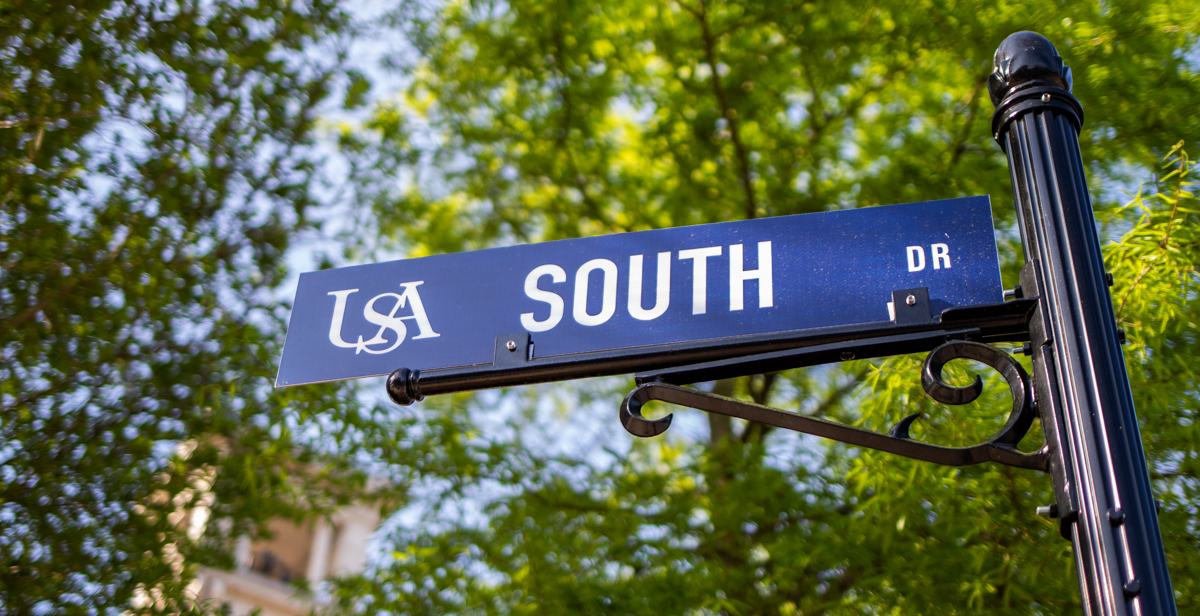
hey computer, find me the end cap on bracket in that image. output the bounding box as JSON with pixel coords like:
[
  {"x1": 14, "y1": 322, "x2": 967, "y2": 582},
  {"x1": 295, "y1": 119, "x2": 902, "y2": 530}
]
[{"x1": 387, "y1": 368, "x2": 423, "y2": 406}]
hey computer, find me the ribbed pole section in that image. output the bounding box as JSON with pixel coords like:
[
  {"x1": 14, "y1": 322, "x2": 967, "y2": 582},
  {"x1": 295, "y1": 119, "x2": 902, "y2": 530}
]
[{"x1": 990, "y1": 31, "x2": 1175, "y2": 615}]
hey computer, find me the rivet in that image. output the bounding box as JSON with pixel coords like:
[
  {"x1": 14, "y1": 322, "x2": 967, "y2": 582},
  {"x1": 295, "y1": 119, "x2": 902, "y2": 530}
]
[
  {"x1": 506, "y1": 340, "x2": 517, "y2": 351},
  {"x1": 1123, "y1": 579, "x2": 1142, "y2": 597},
  {"x1": 905, "y1": 294, "x2": 917, "y2": 306},
  {"x1": 1108, "y1": 507, "x2": 1125, "y2": 525},
  {"x1": 1041, "y1": 93, "x2": 1051, "y2": 103},
  {"x1": 840, "y1": 351, "x2": 855, "y2": 361}
]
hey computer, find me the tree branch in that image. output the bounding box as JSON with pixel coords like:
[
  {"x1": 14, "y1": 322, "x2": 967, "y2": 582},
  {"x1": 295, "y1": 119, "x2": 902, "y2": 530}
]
[
  {"x1": 948, "y1": 77, "x2": 987, "y2": 169},
  {"x1": 690, "y1": 0, "x2": 758, "y2": 220}
]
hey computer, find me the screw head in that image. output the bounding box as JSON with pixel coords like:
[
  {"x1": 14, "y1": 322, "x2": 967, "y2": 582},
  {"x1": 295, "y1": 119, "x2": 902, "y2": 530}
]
[
  {"x1": 506, "y1": 340, "x2": 517, "y2": 351},
  {"x1": 1041, "y1": 92, "x2": 1051, "y2": 103},
  {"x1": 905, "y1": 294, "x2": 917, "y2": 306}
]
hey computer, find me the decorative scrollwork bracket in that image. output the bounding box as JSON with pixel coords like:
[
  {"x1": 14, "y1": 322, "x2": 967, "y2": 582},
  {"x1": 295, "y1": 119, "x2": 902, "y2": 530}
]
[{"x1": 621, "y1": 340, "x2": 1048, "y2": 472}]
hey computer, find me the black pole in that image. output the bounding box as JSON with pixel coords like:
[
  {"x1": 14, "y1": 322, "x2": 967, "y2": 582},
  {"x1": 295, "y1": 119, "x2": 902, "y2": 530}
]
[{"x1": 989, "y1": 32, "x2": 1175, "y2": 614}]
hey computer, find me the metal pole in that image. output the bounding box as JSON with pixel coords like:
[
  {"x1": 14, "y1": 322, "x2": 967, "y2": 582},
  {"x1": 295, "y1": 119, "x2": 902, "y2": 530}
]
[{"x1": 989, "y1": 32, "x2": 1176, "y2": 614}]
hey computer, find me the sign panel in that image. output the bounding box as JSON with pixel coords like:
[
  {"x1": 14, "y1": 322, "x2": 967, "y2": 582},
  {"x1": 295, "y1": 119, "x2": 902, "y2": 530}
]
[{"x1": 277, "y1": 196, "x2": 1002, "y2": 387}]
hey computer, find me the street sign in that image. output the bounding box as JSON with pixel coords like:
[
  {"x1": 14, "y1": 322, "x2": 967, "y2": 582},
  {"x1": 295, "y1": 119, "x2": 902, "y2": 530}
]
[{"x1": 276, "y1": 196, "x2": 1002, "y2": 387}]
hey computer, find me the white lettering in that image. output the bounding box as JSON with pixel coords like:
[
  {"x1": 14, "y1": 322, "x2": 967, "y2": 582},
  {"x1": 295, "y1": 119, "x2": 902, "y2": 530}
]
[
  {"x1": 679, "y1": 246, "x2": 722, "y2": 314},
  {"x1": 327, "y1": 283, "x2": 439, "y2": 355},
  {"x1": 730, "y1": 241, "x2": 773, "y2": 310},
  {"x1": 573, "y1": 258, "x2": 619, "y2": 326},
  {"x1": 360, "y1": 292, "x2": 409, "y2": 354},
  {"x1": 396, "y1": 282, "x2": 440, "y2": 339},
  {"x1": 574, "y1": 259, "x2": 618, "y2": 326},
  {"x1": 907, "y1": 246, "x2": 926, "y2": 272},
  {"x1": 327, "y1": 289, "x2": 361, "y2": 349},
  {"x1": 931, "y1": 243, "x2": 951, "y2": 269},
  {"x1": 521, "y1": 264, "x2": 566, "y2": 332},
  {"x1": 628, "y1": 252, "x2": 671, "y2": 321}
]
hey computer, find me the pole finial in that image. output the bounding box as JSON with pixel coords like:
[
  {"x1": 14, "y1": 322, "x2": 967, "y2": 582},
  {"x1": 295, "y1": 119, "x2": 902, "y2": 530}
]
[
  {"x1": 988, "y1": 32, "x2": 1082, "y2": 144},
  {"x1": 988, "y1": 31, "x2": 1073, "y2": 107}
]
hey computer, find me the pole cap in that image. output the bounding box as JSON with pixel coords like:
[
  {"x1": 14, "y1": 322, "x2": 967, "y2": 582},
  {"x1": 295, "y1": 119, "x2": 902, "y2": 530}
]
[
  {"x1": 988, "y1": 31, "x2": 1073, "y2": 106},
  {"x1": 989, "y1": 32, "x2": 1083, "y2": 144}
]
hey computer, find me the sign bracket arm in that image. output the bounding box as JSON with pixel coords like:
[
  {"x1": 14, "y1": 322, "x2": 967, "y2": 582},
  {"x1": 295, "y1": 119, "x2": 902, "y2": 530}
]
[
  {"x1": 386, "y1": 292, "x2": 1039, "y2": 408},
  {"x1": 621, "y1": 339, "x2": 1049, "y2": 472}
]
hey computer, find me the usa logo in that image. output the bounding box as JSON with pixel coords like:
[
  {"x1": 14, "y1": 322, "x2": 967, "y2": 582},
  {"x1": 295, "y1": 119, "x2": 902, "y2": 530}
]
[{"x1": 326, "y1": 282, "x2": 440, "y2": 355}]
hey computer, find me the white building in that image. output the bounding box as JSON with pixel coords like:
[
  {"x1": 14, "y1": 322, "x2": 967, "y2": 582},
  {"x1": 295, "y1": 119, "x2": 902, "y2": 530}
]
[{"x1": 195, "y1": 504, "x2": 380, "y2": 616}]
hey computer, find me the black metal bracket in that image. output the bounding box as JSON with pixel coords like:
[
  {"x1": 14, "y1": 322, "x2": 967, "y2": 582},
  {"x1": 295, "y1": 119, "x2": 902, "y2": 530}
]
[
  {"x1": 1021, "y1": 259, "x2": 1080, "y2": 537},
  {"x1": 387, "y1": 287, "x2": 1038, "y2": 405},
  {"x1": 620, "y1": 339, "x2": 1048, "y2": 472},
  {"x1": 386, "y1": 284, "x2": 1047, "y2": 471}
]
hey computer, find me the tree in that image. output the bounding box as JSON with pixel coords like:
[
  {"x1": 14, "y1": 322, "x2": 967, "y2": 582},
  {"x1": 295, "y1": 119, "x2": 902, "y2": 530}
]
[
  {"x1": 0, "y1": 1, "x2": 401, "y2": 614},
  {"x1": 327, "y1": 0, "x2": 1200, "y2": 613}
]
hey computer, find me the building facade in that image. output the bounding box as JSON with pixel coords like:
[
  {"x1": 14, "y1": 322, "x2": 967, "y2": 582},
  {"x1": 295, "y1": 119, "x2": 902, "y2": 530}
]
[{"x1": 195, "y1": 504, "x2": 379, "y2": 616}]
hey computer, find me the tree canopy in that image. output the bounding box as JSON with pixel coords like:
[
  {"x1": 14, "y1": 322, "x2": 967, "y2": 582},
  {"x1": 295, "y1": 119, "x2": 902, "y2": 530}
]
[{"x1": 2, "y1": 0, "x2": 1198, "y2": 614}]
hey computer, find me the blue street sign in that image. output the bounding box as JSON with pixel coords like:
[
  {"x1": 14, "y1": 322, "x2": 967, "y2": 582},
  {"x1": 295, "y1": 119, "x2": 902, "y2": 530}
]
[{"x1": 276, "y1": 196, "x2": 1002, "y2": 387}]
